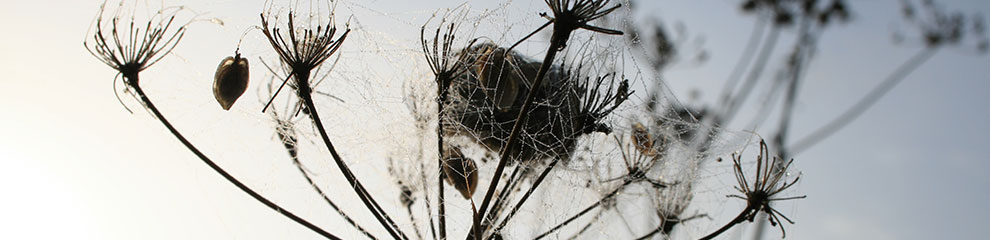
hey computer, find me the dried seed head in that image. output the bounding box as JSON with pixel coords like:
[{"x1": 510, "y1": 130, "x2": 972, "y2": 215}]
[
  {"x1": 421, "y1": 9, "x2": 478, "y2": 94},
  {"x1": 442, "y1": 146, "x2": 479, "y2": 200},
  {"x1": 725, "y1": 139, "x2": 806, "y2": 238},
  {"x1": 84, "y1": 2, "x2": 187, "y2": 92},
  {"x1": 259, "y1": 11, "x2": 349, "y2": 113},
  {"x1": 213, "y1": 53, "x2": 250, "y2": 110}
]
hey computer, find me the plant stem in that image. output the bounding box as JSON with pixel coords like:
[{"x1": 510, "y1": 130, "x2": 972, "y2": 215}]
[
  {"x1": 404, "y1": 199, "x2": 425, "y2": 240},
  {"x1": 438, "y1": 170, "x2": 447, "y2": 240},
  {"x1": 476, "y1": 31, "x2": 564, "y2": 236},
  {"x1": 534, "y1": 179, "x2": 633, "y2": 240},
  {"x1": 566, "y1": 208, "x2": 604, "y2": 240},
  {"x1": 488, "y1": 157, "x2": 562, "y2": 239},
  {"x1": 126, "y1": 75, "x2": 339, "y2": 239},
  {"x1": 296, "y1": 71, "x2": 408, "y2": 240},
  {"x1": 699, "y1": 208, "x2": 750, "y2": 240},
  {"x1": 722, "y1": 26, "x2": 781, "y2": 121},
  {"x1": 285, "y1": 146, "x2": 377, "y2": 239},
  {"x1": 437, "y1": 83, "x2": 449, "y2": 240},
  {"x1": 484, "y1": 165, "x2": 523, "y2": 226},
  {"x1": 635, "y1": 214, "x2": 706, "y2": 240},
  {"x1": 719, "y1": 18, "x2": 768, "y2": 106},
  {"x1": 789, "y1": 48, "x2": 937, "y2": 154}
]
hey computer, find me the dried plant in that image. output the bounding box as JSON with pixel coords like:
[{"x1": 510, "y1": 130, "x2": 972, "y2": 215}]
[
  {"x1": 259, "y1": 7, "x2": 413, "y2": 240},
  {"x1": 85, "y1": 0, "x2": 988, "y2": 239},
  {"x1": 84, "y1": 1, "x2": 339, "y2": 239},
  {"x1": 421, "y1": 9, "x2": 479, "y2": 239},
  {"x1": 701, "y1": 140, "x2": 805, "y2": 239}
]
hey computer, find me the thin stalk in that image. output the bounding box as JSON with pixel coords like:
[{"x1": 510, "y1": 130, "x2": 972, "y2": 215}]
[
  {"x1": 719, "y1": 18, "x2": 768, "y2": 106},
  {"x1": 566, "y1": 209, "x2": 604, "y2": 240},
  {"x1": 756, "y1": 16, "x2": 814, "y2": 240},
  {"x1": 287, "y1": 149, "x2": 377, "y2": 239},
  {"x1": 789, "y1": 48, "x2": 937, "y2": 154},
  {"x1": 635, "y1": 214, "x2": 707, "y2": 240},
  {"x1": 472, "y1": 202, "x2": 482, "y2": 240},
  {"x1": 403, "y1": 199, "x2": 425, "y2": 240},
  {"x1": 488, "y1": 158, "x2": 562, "y2": 240},
  {"x1": 698, "y1": 209, "x2": 749, "y2": 240},
  {"x1": 534, "y1": 179, "x2": 633, "y2": 240},
  {"x1": 126, "y1": 75, "x2": 339, "y2": 239},
  {"x1": 469, "y1": 164, "x2": 524, "y2": 239},
  {"x1": 437, "y1": 77, "x2": 449, "y2": 240},
  {"x1": 417, "y1": 156, "x2": 438, "y2": 240},
  {"x1": 484, "y1": 165, "x2": 523, "y2": 226},
  {"x1": 439, "y1": 171, "x2": 448, "y2": 240},
  {"x1": 296, "y1": 71, "x2": 408, "y2": 240},
  {"x1": 723, "y1": 26, "x2": 781, "y2": 121},
  {"x1": 773, "y1": 15, "x2": 815, "y2": 166},
  {"x1": 476, "y1": 30, "x2": 564, "y2": 232}
]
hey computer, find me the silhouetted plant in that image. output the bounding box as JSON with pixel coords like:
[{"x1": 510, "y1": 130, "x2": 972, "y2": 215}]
[
  {"x1": 84, "y1": 2, "x2": 341, "y2": 239},
  {"x1": 701, "y1": 140, "x2": 805, "y2": 239},
  {"x1": 85, "y1": 0, "x2": 989, "y2": 239}
]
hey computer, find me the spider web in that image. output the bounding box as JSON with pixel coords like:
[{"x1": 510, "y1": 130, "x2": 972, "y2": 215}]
[{"x1": 104, "y1": 0, "x2": 764, "y2": 239}]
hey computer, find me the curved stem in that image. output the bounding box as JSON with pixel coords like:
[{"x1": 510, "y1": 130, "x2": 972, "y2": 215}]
[
  {"x1": 127, "y1": 76, "x2": 339, "y2": 239},
  {"x1": 297, "y1": 71, "x2": 408, "y2": 240},
  {"x1": 719, "y1": 18, "x2": 768, "y2": 106},
  {"x1": 789, "y1": 48, "x2": 937, "y2": 154},
  {"x1": 699, "y1": 209, "x2": 750, "y2": 240},
  {"x1": 722, "y1": 26, "x2": 781, "y2": 121}
]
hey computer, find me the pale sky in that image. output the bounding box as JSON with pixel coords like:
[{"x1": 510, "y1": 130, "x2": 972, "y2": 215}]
[{"x1": 2, "y1": 0, "x2": 989, "y2": 239}]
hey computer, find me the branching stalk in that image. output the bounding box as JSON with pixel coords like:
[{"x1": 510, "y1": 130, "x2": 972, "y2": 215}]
[{"x1": 127, "y1": 75, "x2": 340, "y2": 239}]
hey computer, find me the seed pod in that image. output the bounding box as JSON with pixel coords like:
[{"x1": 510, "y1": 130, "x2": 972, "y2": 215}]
[
  {"x1": 213, "y1": 53, "x2": 249, "y2": 110},
  {"x1": 475, "y1": 46, "x2": 520, "y2": 112},
  {"x1": 442, "y1": 146, "x2": 478, "y2": 199}
]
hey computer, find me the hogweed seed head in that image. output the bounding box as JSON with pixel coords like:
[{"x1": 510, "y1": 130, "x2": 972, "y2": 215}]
[
  {"x1": 544, "y1": 0, "x2": 624, "y2": 50},
  {"x1": 725, "y1": 139, "x2": 806, "y2": 238},
  {"x1": 84, "y1": 1, "x2": 187, "y2": 90},
  {"x1": 421, "y1": 10, "x2": 478, "y2": 96},
  {"x1": 260, "y1": 10, "x2": 349, "y2": 110}
]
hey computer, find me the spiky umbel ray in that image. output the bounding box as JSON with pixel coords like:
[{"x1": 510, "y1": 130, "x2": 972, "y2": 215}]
[
  {"x1": 701, "y1": 140, "x2": 806, "y2": 239},
  {"x1": 84, "y1": 3, "x2": 340, "y2": 239},
  {"x1": 260, "y1": 11, "x2": 350, "y2": 113}
]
